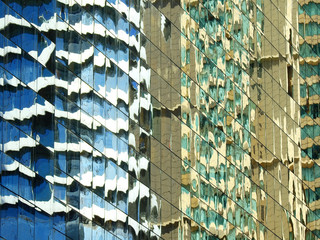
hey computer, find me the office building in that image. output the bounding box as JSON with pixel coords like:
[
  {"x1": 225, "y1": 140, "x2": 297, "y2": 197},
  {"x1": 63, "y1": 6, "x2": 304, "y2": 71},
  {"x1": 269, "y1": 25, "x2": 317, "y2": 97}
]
[{"x1": 0, "y1": 0, "x2": 319, "y2": 239}]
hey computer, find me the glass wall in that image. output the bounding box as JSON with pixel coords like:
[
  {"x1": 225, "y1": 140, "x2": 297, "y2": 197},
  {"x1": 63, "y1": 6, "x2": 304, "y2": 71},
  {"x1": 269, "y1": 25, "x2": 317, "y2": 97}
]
[{"x1": 0, "y1": 0, "x2": 319, "y2": 239}]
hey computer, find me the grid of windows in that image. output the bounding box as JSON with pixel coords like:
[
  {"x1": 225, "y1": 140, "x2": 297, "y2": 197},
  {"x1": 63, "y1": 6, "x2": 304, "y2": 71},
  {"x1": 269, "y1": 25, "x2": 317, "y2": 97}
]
[
  {"x1": 0, "y1": 0, "x2": 157, "y2": 239},
  {"x1": 299, "y1": 0, "x2": 320, "y2": 238},
  {"x1": 0, "y1": 0, "x2": 319, "y2": 239}
]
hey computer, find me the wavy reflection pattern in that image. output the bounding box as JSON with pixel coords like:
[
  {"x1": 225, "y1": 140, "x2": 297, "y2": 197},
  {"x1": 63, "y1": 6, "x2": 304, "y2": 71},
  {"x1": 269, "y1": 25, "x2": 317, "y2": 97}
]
[
  {"x1": 299, "y1": 0, "x2": 320, "y2": 238},
  {"x1": 0, "y1": 0, "x2": 156, "y2": 239},
  {"x1": 0, "y1": 0, "x2": 320, "y2": 240}
]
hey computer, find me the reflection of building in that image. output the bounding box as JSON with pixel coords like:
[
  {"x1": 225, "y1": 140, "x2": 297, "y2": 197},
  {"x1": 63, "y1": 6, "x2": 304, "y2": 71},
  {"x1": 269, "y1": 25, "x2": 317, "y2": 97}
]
[
  {"x1": 0, "y1": 0, "x2": 319, "y2": 239},
  {"x1": 0, "y1": 1, "x2": 156, "y2": 239},
  {"x1": 176, "y1": 0, "x2": 319, "y2": 239},
  {"x1": 299, "y1": 0, "x2": 320, "y2": 237}
]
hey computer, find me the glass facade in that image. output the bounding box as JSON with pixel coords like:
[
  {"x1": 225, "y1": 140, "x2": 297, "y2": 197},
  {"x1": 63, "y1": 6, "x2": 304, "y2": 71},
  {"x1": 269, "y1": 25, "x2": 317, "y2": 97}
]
[{"x1": 0, "y1": 0, "x2": 319, "y2": 239}]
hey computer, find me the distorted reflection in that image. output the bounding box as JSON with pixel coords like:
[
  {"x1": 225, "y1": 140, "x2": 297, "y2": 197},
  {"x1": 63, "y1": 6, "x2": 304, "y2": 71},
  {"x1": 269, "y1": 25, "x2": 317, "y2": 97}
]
[{"x1": 0, "y1": 0, "x2": 319, "y2": 239}]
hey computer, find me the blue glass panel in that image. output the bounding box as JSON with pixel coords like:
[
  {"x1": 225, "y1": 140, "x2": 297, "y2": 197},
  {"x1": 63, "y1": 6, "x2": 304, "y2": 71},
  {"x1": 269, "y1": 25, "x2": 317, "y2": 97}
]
[
  {"x1": 66, "y1": 209, "x2": 79, "y2": 240},
  {"x1": 118, "y1": 68, "x2": 129, "y2": 104},
  {"x1": 67, "y1": 179, "x2": 80, "y2": 210},
  {"x1": 19, "y1": 168, "x2": 34, "y2": 202},
  {"x1": 0, "y1": 35, "x2": 5, "y2": 67},
  {"x1": 117, "y1": 16, "x2": 129, "y2": 41},
  {"x1": 22, "y1": 1, "x2": 38, "y2": 25},
  {"x1": 117, "y1": 110, "x2": 128, "y2": 142},
  {"x1": 117, "y1": 166, "x2": 128, "y2": 213},
  {"x1": 68, "y1": 2, "x2": 82, "y2": 28},
  {"x1": 79, "y1": 215, "x2": 92, "y2": 240},
  {"x1": 105, "y1": 159, "x2": 117, "y2": 204},
  {"x1": 7, "y1": 0, "x2": 22, "y2": 14},
  {"x1": 81, "y1": 40, "x2": 94, "y2": 87},
  {"x1": 94, "y1": 20, "x2": 106, "y2": 54},
  {"x1": 19, "y1": 134, "x2": 33, "y2": 168},
  {"x1": 106, "y1": 36, "x2": 118, "y2": 62},
  {"x1": 54, "y1": 168, "x2": 66, "y2": 201},
  {"x1": 67, "y1": 131, "x2": 80, "y2": 179},
  {"x1": 80, "y1": 144, "x2": 92, "y2": 187},
  {"x1": 105, "y1": 131, "x2": 118, "y2": 161},
  {"x1": 53, "y1": 229, "x2": 67, "y2": 240},
  {"x1": 80, "y1": 110, "x2": 93, "y2": 145},
  {"x1": 92, "y1": 192, "x2": 104, "y2": 225},
  {"x1": 39, "y1": 0, "x2": 55, "y2": 23},
  {"x1": 104, "y1": 6, "x2": 117, "y2": 33},
  {"x1": 68, "y1": 101, "x2": 80, "y2": 135},
  {"x1": 94, "y1": 121, "x2": 105, "y2": 153},
  {"x1": 35, "y1": 210, "x2": 53, "y2": 240},
  {"x1": 1, "y1": 155, "x2": 19, "y2": 194},
  {"x1": 35, "y1": 175, "x2": 52, "y2": 202},
  {"x1": 92, "y1": 155, "x2": 105, "y2": 197},
  {"x1": 4, "y1": 41, "x2": 21, "y2": 80},
  {"x1": 3, "y1": 76, "x2": 15, "y2": 113},
  {"x1": 53, "y1": 198, "x2": 66, "y2": 234},
  {"x1": 56, "y1": 0, "x2": 68, "y2": 21},
  {"x1": 0, "y1": 186, "x2": 18, "y2": 239},
  {"x1": 81, "y1": 87, "x2": 93, "y2": 115},
  {"x1": 55, "y1": 123, "x2": 67, "y2": 172},
  {"x1": 92, "y1": 222, "x2": 105, "y2": 240},
  {"x1": 94, "y1": 50, "x2": 106, "y2": 96},
  {"x1": 21, "y1": 52, "x2": 37, "y2": 85},
  {"x1": 118, "y1": 138, "x2": 128, "y2": 167},
  {"x1": 18, "y1": 199, "x2": 35, "y2": 240},
  {"x1": 34, "y1": 144, "x2": 53, "y2": 180},
  {"x1": 93, "y1": 93, "x2": 105, "y2": 120},
  {"x1": 105, "y1": 230, "x2": 117, "y2": 240},
  {"x1": 118, "y1": 41, "x2": 129, "y2": 72},
  {"x1": 6, "y1": 8, "x2": 22, "y2": 46},
  {"x1": 41, "y1": 74, "x2": 55, "y2": 103},
  {"x1": 33, "y1": 97, "x2": 54, "y2": 149},
  {"x1": 22, "y1": 27, "x2": 37, "y2": 55}
]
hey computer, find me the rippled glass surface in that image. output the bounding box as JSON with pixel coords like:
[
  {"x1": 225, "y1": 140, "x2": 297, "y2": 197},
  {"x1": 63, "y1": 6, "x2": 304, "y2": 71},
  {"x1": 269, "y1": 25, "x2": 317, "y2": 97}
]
[{"x1": 0, "y1": 0, "x2": 319, "y2": 239}]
